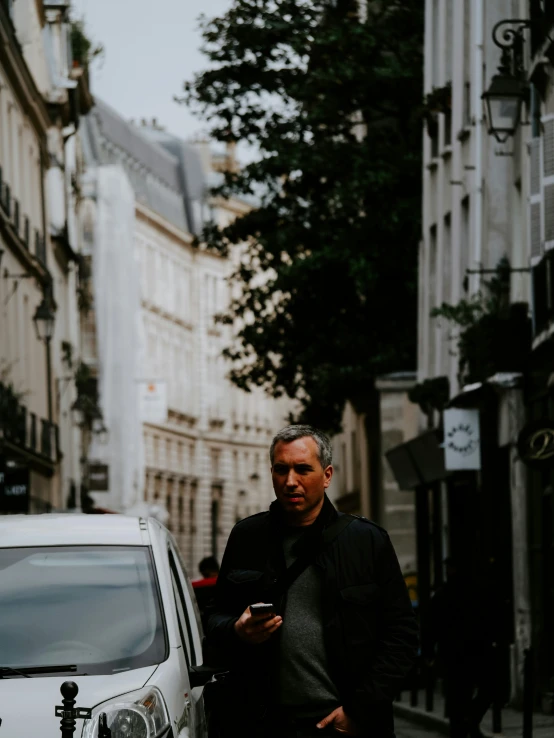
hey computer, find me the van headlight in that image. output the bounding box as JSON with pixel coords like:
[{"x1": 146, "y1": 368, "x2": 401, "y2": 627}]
[{"x1": 82, "y1": 686, "x2": 170, "y2": 738}]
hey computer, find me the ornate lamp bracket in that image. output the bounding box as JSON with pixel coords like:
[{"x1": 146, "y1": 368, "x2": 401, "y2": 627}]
[{"x1": 491, "y1": 19, "x2": 532, "y2": 76}]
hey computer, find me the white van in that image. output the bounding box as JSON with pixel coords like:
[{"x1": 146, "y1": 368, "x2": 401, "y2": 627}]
[{"x1": 0, "y1": 515, "x2": 217, "y2": 737}]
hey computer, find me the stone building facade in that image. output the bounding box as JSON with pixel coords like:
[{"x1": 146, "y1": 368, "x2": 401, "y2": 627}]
[
  {"x1": 0, "y1": 0, "x2": 92, "y2": 514},
  {"x1": 400, "y1": 0, "x2": 540, "y2": 703}
]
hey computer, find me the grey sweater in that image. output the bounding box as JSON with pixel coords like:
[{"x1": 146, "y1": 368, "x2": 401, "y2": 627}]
[{"x1": 276, "y1": 526, "x2": 341, "y2": 717}]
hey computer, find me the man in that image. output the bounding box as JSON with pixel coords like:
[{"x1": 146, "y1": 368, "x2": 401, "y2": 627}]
[
  {"x1": 427, "y1": 558, "x2": 499, "y2": 738},
  {"x1": 206, "y1": 425, "x2": 418, "y2": 738},
  {"x1": 193, "y1": 556, "x2": 220, "y2": 628},
  {"x1": 196, "y1": 555, "x2": 220, "y2": 582}
]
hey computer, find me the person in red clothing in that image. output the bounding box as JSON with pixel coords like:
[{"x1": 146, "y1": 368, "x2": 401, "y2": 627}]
[{"x1": 192, "y1": 556, "x2": 220, "y2": 626}]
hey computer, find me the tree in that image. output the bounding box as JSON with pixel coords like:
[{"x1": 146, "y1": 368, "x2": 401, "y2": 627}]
[{"x1": 182, "y1": 0, "x2": 424, "y2": 433}]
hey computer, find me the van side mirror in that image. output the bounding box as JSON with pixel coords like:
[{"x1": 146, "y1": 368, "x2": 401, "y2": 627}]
[{"x1": 189, "y1": 664, "x2": 225, "y2": 689}]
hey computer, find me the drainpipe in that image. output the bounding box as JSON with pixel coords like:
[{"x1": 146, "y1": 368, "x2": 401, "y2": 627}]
[{"x1": 472, "y1": 0, "x2": 484, "y2": 295}]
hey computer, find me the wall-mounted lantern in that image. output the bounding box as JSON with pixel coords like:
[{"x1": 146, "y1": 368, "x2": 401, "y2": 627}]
[{"x1": 482, "y1": 19, "x2": 531, "y2": 142}]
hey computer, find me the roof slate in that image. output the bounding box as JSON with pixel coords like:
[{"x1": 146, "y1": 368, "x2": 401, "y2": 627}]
[{"x1": 81, "y1": 99, "x2": 207, "y2": 234}]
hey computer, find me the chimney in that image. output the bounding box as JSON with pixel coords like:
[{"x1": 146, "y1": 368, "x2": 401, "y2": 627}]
[{"x1": 226, "y1": 141, "x2": 238, "y2": 173}]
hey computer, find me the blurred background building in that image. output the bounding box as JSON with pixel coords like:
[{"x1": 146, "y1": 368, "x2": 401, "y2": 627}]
[{"x1": 79, "y1": 101, "x2": 290, "y2": 573}]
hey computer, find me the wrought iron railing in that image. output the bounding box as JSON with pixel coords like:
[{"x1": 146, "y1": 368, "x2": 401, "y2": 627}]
[
  {"x1": 23, "y1": 214, "x2": 30, "y2": 248},
  {"x1": 1, "y1": 181, "x2": 11, "y2": 217},
  {"x1": 29, "y1": 412, "x2": 37, "y2": 451},
  {"x1": 396, "y1": 646, "x2": 536, "y2": 738},
  {"x1": 35, "y1": 229, "x2": 47, "y2": 264},
  {"x1": 13, "y1": 196, "x2": 20, "y2": 235},
  {"x1": 0, "y1": 170, "x2": 38, "y2": 257},
  {"x1": 0, "y1": 381, "x2": 57, "y2": 462}
]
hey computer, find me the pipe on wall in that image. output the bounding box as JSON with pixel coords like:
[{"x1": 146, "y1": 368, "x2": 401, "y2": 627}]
[{"x1": 471, "y1": 0, "x2": 484, "y2": 296}]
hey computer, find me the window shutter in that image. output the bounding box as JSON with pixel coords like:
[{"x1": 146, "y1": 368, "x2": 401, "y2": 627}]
[
  {"x1": 542, "y1": 116, "x2": 554, "y2": 251},
  {"x1": 529, "y1": 138, "x2": 542, "y2": 263},
  {"x1": 543, "y1": 118, "x2": 554, "y2": 177}
]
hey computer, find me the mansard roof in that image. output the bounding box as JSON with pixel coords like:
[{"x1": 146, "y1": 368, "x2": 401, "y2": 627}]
[{"x1": 81, "y1": 99, "x2": 207, "y2": 235}]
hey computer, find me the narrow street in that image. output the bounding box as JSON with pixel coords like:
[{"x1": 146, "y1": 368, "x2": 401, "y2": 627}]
[{"x1": 395, "y1": 717, "x2": 444, "y2": 738}]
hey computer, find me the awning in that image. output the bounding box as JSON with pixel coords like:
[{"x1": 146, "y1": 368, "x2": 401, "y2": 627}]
[{"x1": 385, "y1": 428, "x2": 448, "y2": 490}]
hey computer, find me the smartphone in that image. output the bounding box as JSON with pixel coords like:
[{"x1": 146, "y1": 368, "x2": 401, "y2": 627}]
[{"x1": 249, "y1": 603, "x2": 275, "y2": 616}]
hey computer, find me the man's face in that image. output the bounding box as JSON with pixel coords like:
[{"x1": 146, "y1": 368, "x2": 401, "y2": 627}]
[{"x1": 271, "y1": 437, "x2": 333, "y2": 526}]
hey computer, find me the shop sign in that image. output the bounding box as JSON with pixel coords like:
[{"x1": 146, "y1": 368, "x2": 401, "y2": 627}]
[
  {"x1": 0, "y1": 466, "x2": 30, "y2": 514},
  {"x1": 88, "y1": 463, "x2": 109, "y2": 492},
  {"x1": 517, "y1": 419, "x2": 554, "y2": 468},
  {"x1": 443, "y1": 408, "x2": 481, "y2": 470},
  {"x1": 138, "y1": 379, "x2": 168, "y2": 424}
]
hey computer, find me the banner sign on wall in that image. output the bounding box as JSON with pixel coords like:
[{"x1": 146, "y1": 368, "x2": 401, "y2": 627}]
[
  {"x1": 443, "y1": 408, "x2": 481, "y2": 471},
  {"x1": 138, "y1": 380, "x2": 168, "y2": 424},
  {"x1": 88, "y1": 463, "x2": 109, "y2": 492},
  {"x1": 517, "y1": 419, "x2": 554, "y2": 468}
]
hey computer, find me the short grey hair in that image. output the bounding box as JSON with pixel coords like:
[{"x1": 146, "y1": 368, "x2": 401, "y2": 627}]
[{"x1": 270, "y1": 424, "x2": 333, "y2": 468}]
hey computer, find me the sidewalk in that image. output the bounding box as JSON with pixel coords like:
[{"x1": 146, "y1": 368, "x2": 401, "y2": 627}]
[{"x1": 393, "y1": 690, "x2": 554, "y2": 738}]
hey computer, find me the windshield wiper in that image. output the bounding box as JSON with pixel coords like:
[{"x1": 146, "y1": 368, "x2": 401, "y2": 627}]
[
  {"x1": 0, "y1": 664, "x2": 77, "y2": 678},
  {"x1": 0, "y1": 667, "x2": 31, "y2": 678}
]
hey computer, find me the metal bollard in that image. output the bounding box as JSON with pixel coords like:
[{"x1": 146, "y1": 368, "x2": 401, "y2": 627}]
[
  {"x1": 491, "y1": 644, "x2": 502, "y2": 734},
  {"x1": 98, "y1": 713, "x2": 112, "y2": 738},
  {"x1": 55, "y1": 681, "x2": 92, "y2": 737},
  {"x1": 425, "y1": 660, "x2": 435, "y2": 713},
  {"x1": 523, "y1": 648, "x2": 534, "y2": 738}
]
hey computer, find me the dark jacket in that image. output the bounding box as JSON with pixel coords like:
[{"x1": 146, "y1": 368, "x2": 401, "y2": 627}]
[{"x1": 206, "y1": 496, "x2": 418, "y2": 736}]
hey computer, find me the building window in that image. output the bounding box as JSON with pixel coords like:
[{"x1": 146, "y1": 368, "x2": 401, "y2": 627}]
[
  {"x1": 166, "y1": 493, "x2": 172, "y2": 530},
  {"x1": 429, "y1": 225, "x2": 438, "y2": 373},
  {"x1": 178, "y1": 485, "x2": 185, "y2": 534},
  {"x1": 461, "y1": 197, "x2": 470, "y2": 287},
  {"x1": 189, "y1": 482, "x2": 197, "y2": 570},
  {"x1": 444, "y1": 109, "x2": 452, "y2": 147},
  {"x1": 463, "y1": 82, "x2": 471, "y2": 128},
  {"x1": 211, "y1": 483, "x2": 223, "y2": 559}
]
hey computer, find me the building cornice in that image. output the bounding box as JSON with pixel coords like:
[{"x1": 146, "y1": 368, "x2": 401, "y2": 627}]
[
  {"x1": 143, "y1": 419, "x2": 274, "y2": 450},
  {"x1": 141, "y1": 299, "x2": 194, "y2": 332},
  {"x1": 211, "y1": 195, "x2": 252, "y2": 218},
  {"x1": 0, "y1": 3, "x2": 51, "y2": 138},
  {"x1": 136, "y1": 202, "x2": 194, "y2": 246}
]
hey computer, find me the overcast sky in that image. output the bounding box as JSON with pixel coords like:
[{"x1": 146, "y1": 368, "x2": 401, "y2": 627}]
[{"x1": 72, "y1": 0, "x2": 232, "y2": 142}]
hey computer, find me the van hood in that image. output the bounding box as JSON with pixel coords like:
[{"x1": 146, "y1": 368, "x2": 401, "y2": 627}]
[{"x1": 0, "y1": 665, "x2": 158, "y2": 738}]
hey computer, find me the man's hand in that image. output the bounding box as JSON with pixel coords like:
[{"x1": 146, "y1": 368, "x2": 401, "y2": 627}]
[
  {"x1": 233, "y1": 603, "x2": 283, "y2": 644},
  {"x1": 317, "y1": 707, "x2": 359, "y2": 735}
]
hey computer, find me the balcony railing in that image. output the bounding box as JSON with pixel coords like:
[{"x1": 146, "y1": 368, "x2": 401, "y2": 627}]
[
  {"x1": 40, "y1": 419, "x2": 52, "y2": 458},
  {"x1": 0, "y1": 381, "x2": 58, "y2": 463},
  {"x1": 13, "y1": 197, "x2": 20, "y2": 235},
  {"x1": 1, "y1": 181, "x2": 11, "y2": 217},
  {"x1": 35, "y1": 229, "x2": 46, "y2": 264},
  {"x1": 23, "y1": 215, "x2": 30, "y2": 248},
  {"x1": 29, "y1": 412, "x2": 37, "y2": 451},
  {"x1": 0, "y1": 168, "x2": 43, "y2": 262}
]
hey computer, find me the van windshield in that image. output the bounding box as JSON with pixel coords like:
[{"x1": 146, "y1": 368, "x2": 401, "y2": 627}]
[{"x1": 0, "y1": 546, "x2": 167, "y2": 676}]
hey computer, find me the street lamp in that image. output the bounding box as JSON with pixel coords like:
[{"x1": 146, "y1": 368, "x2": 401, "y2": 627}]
[
  {"x1": 70, "y1": 396, "x2": 86, "y2": 428},
  {"x1": 483, "y1": 73, "x2": 527, "y2": 143},
  {"x1": 32, "y1": 296, "x2": 55, "y2": 342},
  {"x1": 482, "y1": 19, "x2": 531, "y2": 143},
  {"x1": 33, "y1": 294, "x2": 55, "y2": 423}
]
